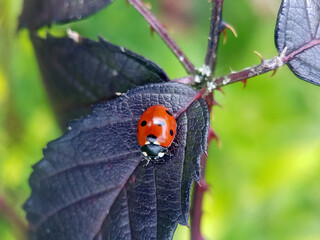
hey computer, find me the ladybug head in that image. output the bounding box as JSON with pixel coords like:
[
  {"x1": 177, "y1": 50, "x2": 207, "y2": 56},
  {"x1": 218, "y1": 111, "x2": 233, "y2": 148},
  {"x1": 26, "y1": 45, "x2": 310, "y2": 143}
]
[{"x1": 141, "y1": 144, "x2": 168, "y2": 160}]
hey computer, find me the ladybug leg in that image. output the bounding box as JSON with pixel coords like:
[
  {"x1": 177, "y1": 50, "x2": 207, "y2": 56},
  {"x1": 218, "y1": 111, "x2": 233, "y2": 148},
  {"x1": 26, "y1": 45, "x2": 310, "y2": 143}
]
[
  {"x1": 165, "y1": 148, "x2": 175, "y2": 158},
  {"x1": 144, "y1": 158, "x2": 150, "y2": 167},
  {"x1": 168, "y1": 152, "x2": 173, "y2": 157},
  {"x1": 142, "y1": 156, "x2": 152, "y2": 167},
  {"x1": 155, "y1": 158, "x2": 166, "y2": 164},
  {"x1": 171, "y1": 141, "x2": 179, "y2": 147}
]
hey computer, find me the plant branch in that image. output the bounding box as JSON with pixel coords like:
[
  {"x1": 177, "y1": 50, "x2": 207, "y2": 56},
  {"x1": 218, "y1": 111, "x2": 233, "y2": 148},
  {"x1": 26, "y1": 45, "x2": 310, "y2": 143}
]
[
  {"x1": 190, "y1": 154, "x2": 208, "y2": 240},
  {"x1": 190, "y1": 93, "x2": 217, "y2": 240},
  {"x1": 127, "y1": 0, "x2": 195, "y2": 73},
  {"x1": 0, "y1": 194, "x2": 27, "y2": 239},
  {"x1": 190, "y1": 1, "x2": 226, "y2": 237},
  {"x1": 209, "y1": 38, "x2": 320, "y2": 89},
  {"x1": 211, "y1": 55, "x2": 283, "y2": 89},
  {"x1": 205, "y1": 0, "x2": 224, "y2": 76}
]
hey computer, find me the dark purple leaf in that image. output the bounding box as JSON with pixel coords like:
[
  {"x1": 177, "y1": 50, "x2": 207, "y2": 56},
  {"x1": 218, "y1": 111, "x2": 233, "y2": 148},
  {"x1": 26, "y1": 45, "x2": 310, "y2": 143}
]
[
  {"x1": 19, "y1": 0, "x2": 114, "y2": 30},
  {"x1": 275, "y1": 0, "x2": 320, "y2": 86},
  {"x1": 24, "y1": 82, "x2": 210, "y2": 240},
  {"x1": 31, "y1": 34, "x2": 169, "y2": 128}
]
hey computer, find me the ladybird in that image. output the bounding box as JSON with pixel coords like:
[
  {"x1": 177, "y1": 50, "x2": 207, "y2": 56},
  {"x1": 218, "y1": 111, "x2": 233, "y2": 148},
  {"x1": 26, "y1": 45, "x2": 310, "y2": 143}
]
[{"x1": 137, "y1": 105, "x2": 176, "y2": 162}]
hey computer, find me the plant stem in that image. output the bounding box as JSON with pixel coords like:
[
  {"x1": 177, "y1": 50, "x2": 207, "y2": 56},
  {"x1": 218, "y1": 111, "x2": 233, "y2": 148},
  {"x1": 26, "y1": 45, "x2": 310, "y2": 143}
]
[
  {"x1": 190, "y1": 93, "x2": 216, "y2": 240},
  {"x1": 211, "y1": 38, "x2": 320, "y2": 89},
  {"x1": 190, "y1": 155, "x2": 207, "y2": 240},
  {"x1": 0, "y1": 194, "x2": 27, "y2": 239},
  {"x1": 128, "y1": 0, "x2": 195, "y2": 73},
  {"x1": 190, "y1": 1, "x2": 225, "y2": 238},
  {"x1": 205, "y1": 0, "x2": 224, "y2": 76},
  {"x1": 212, "y1": 55, "x2": 284, "y2": 88}
]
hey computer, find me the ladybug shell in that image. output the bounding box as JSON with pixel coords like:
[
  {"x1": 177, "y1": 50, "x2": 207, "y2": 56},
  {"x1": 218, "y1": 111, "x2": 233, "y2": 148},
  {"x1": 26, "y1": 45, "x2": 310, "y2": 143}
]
[{"x1": 137, "y1": 105, "x2": 176, "y2": 148}]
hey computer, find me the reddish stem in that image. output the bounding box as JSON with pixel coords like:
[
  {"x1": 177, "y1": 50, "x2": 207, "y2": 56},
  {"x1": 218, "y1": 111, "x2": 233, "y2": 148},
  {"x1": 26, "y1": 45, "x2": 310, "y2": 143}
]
[
  {"x1": 0, "y1": 195, "x2": 27, "y2": 239},
  {"x1": 190, "y1": 154, "x2": 208, "y2": 240},
  {"x1": 190, "y1": 0, "x2": 225, "y2": 237},
  {"x1": 211, "y1": 38, "x2": 320, "y2": 88},
  {"x1": 214, "y1": 57, "x2": 282, "y2": 87},
  {"x1": 205, "y1": 0, "x2": 224, "y2": 76},
  {"x1": 174, "y1": 88, "x2": 206, "y2": 118},
  {"x1": 190, "y1": 93, "x2": 215, "y2": 240},
  {"x1": 128, "y1": 0, "x2": 195, "y2": 73}
]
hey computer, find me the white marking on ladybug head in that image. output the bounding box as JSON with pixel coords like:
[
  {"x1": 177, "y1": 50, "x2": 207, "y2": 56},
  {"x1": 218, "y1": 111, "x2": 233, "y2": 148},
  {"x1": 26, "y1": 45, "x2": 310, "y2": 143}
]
[
  {"x1": 145, "y1": 141, "x2": 150, "y2": 145},
  {"x1": 157, "y1": 152, "x2": 165, "y2": 158},
  {"x1": 67, "y1": 29, "x2": 81, "y2": 43},
  {"x1": 154, "y1": 141, "x2": 160, "y2": 145},
  {"x1": 142, "y1": 152, "x2": 148, "y2": 157}
]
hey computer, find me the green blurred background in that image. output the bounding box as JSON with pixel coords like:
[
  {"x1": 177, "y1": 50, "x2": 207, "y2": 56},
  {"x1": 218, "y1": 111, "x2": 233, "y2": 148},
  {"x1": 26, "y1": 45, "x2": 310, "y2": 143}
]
[{"x1": 0, "y1": 0, "x2": 319, "y2": 239}]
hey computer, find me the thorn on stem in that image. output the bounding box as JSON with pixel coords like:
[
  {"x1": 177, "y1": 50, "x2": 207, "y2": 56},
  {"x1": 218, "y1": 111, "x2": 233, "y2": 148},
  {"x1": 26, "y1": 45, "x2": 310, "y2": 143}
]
[
  {"x1": 222, "y1": 29, "x2": 227, "y2": 45},
  {"x1": 222, "y1": 22, "x2": 238, "y2": 37},
  {"x1": 242, "y1": 79, "x2": 248, "y2": 88},
  {"x1": 217, "y1": 87, "x2": 225, "y2": 95},
  {"x1": 253, "y1": 50, "x2": 264, "y2": 63},
  {"x1": 159, "y1": 23, "x2": 173, "y2": 37},
  {"x1": 205, "y1": 92, "x2": 221, "y2": 108},
  {"x1": 212, "y1": 99, "x2": 221, "y2": 108},
  {"x1": 271, "y1": 69, "x2": 278, "y2": 77},
  {"x1": 142, "y1": 1, "x2": 152, "y2": 9},
  {"x1": 150, "y1": 26, "x2": 155, "y2": 37},
  {"x1": 208, "y1": 128, "x2": 220, "y2": 146},
  {"x1": 221, "y1": 22, "x2": 237, "y2": 44},
  {"x1": 229, "y1": 66, "x2": 235, "y2": 73}
]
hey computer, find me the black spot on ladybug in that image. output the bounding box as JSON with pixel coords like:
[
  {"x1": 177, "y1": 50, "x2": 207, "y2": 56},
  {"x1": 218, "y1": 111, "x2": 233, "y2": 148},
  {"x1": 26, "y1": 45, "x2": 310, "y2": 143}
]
[
  {"x1": 141, "y1": 120, "x2": 147, "y2": 127},
  {"x1": 147, "y1": 134, "x2": 157, "y2": 143},
  {"x1": 170, "y1": 129, "x2": 174, "y2": 136},
  {"x1": 165, "y1": 110, "x2": 173, "y2": 116},
  {"x1": 156, "y1": 120, "x2": 165, "y2": 127}
]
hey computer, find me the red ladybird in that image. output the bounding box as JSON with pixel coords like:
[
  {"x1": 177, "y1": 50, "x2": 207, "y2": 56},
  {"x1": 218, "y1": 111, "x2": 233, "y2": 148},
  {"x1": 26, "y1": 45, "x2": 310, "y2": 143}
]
[{"x1": 137, "y1": 105, "x2": 176, "y2": 161}]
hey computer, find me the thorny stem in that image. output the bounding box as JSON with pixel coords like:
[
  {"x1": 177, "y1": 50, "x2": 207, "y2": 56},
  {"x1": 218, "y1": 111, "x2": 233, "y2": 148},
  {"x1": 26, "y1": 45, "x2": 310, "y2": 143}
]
[
  {"x1": 190, "y1": 1, "x2": 224, "y2": 237},
  {"x1": 178, "y1": 39, "x2": 320, "y2": 88},
  {"x1": 127, "y1": 0, "x2": 195, "y2": 73},
  {"x1": 209, "y1": 38, "x2": 320, "y2": 89},
  {"x1": 190, "y1": 93, "x2": 216, "y2": 240},
  {"x1": 190, "y1": 155, "x2": 207, "y2": 240},
  {"x1": 0, "y1": 195, "x2": 27, "y2": 239},
  {"x1": 211, "y1": 54, "x2": 285, "y2": 89},
  {"x1": 189, "y1": 39, "x2": 320, "y2": 240},
  {"x1": 205, "y1": 0, "x2": 224, "y2": 76},
  {"x1": 173, "y1": 54, "x2": 284, "y2": 87}
]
